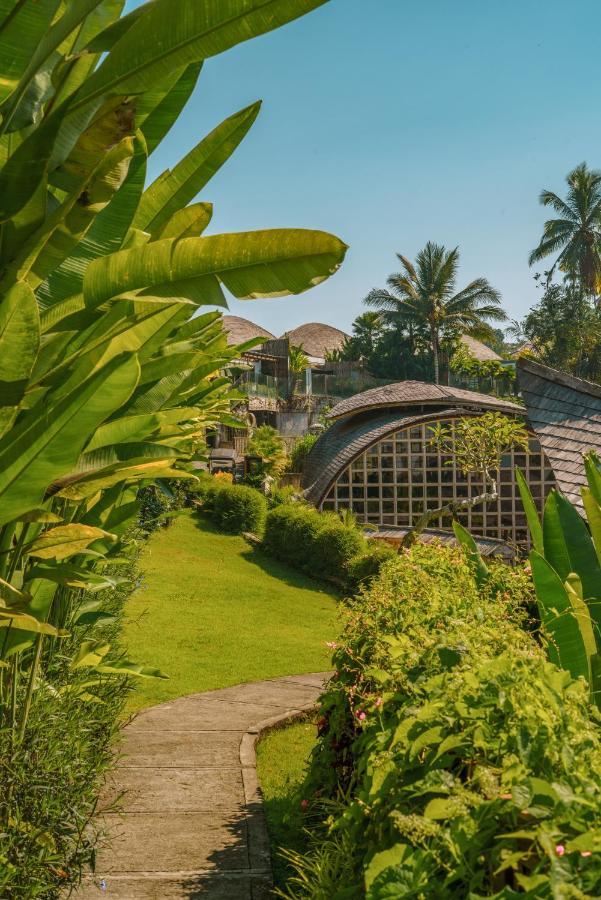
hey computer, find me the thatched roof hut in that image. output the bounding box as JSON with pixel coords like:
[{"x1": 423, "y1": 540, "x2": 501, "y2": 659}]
[
  {"x1": 222, "y1": 316, "x2": 275, "y2": 347},
  {"x1": 282, "y1": 322, "x2": 350, "y2": 361},
  {"x1": 459, "y1": 335, "x2": 501, "y2": 362}
]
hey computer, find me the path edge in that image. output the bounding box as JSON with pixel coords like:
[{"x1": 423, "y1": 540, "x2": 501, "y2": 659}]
[{"x1": 240, "y1": 702, "x2": 318, "y2": 882}]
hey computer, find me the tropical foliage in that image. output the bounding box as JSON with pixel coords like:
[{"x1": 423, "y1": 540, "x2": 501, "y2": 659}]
[
  {"x1": 529, "y1": 162, "x2": 601, "y2": 296},
  {"x1": 517, "y1": 276, "x2": 601, "y2": 382},
  {"x1": 248, "y1": 424, "x2": 288, "y2": 477},
  {"x1": 364, "y1": 242, "x2": 506, "y2": 384},
  {"x1": 517, "y1": 453, "x2": 601, "y2": 708},
  {"x1": 0, "y1": 0, "x2": 345, "y2": 889},
  {"x1": 279, "y1": 542, "x2": 601, "y2": 898},
  {"x1": 449, "y1": 340, "x2": 516, "y2": 390}
]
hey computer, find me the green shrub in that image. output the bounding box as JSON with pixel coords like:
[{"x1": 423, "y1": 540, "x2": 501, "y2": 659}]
[
  {"x1": 288, "y1": 433, "x2": 318, "y2": 473},
  {"x1": 138, "y1": 480, "x2": 190, "y2": 533},
  {"x1": 0, "y1": 565, "x2": 135, "y2": 896},
  {"x1": 312, "y1": 523, "x2": 365, "y2": 581},
  {"x1": 281, "y1": 544, "x2": 601, "y2": 898},
  {"x1": 268, "y1": 484, "x2": 300, "y2": 508},
  {"x1": 346, "y1": 541, "x2": 397, "y2": 588},
  {"x1": 188, "y1": 471, "x2": 225, "y2": 512},
  {"x1": 263, "y1": 504, "x2": 367, "y2": 585},
  {"x1": 212, "y1": 483, "x2": 267, "y2": 534},
  {"x1": 248, "y1": 425, "x2": 288, "y2": 476}
]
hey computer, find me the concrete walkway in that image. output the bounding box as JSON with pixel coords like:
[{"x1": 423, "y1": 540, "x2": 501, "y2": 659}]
[{"x1": 77, "y1": 672, "x2": 329, "y2": 900}]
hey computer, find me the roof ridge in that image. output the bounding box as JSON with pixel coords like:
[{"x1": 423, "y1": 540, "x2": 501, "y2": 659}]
[{"x1": 518, "y1": 357, "x2": 601, "y2": 401}]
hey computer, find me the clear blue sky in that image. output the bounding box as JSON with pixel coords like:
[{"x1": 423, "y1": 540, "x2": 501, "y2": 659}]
[{"x1": 149, "y1": 0, "x2": 601, "y2": 337}]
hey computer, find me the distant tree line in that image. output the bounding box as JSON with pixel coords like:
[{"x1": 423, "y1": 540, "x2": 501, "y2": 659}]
[{"x1": 338, "y1": 162, "x2": 601, "y2": 386}]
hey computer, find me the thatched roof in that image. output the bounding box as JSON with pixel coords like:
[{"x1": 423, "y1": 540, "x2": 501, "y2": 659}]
[
  {"x1": 327, "y1": 381, "x2": 523, "y2": 421},
  {"x1": 518, "y1": 358, "x2": 601, "y2": 509},
  {"x1": 282, "y1": 322, "x2": 349, "y2": 359},
  {"x1": 222, "y1": 316, "x2": 275, "y2": 347},
  {"x1": 460, "y1": 334, "x2": 501, "y2": 362}
]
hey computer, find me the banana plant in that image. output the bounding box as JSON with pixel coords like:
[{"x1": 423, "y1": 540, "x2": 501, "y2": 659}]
[
  {"x1": 517, "y1": 458, "x2": 601, "y2": 706},
  {"x1": 0, "y1": 0, "x2": 345, "y2": 756}
]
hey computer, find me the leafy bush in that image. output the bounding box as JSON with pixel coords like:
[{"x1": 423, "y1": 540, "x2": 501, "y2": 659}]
[
  {"x1": 138, "y1": 481, "x2": 190, "y2": 533},
  {"x1": 263, "y1": 504, "x2": 367, "y2": 585},
  {"x1": 211, "y1": 483, "x2": 267, "y2": 534},
  {"x1": 346, "y1": 541, "x2": 397, "y2": 588},
  {"x1": 288, "y1": 433, "x2": 318, "y2": 473},
  {"x1": 248, "y1": 426, "x2": 288, "y2": 476},
  {"x1": 268, "y1": 484, "x2": 300, "y2": 508},
  {"x1": 280, "y1": 544, "x2": 601, "y2": 898},
  {"x1": 0, "y1": 565, "x2": 135, "y2": 896}
]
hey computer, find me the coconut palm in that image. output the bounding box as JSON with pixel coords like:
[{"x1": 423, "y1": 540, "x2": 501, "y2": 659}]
[
  {"x1": 288, "y1": 343, "x2": 310, "y2": 393},
  {"x1": 529, "y1": 162, "x2": 601, "y2": 295},
  {"x1": 351, "y1": 311, "x2": 383, "y2": 356},
  {"x1": 365, "y1": 242, "x2": 505, "y2": 384}
]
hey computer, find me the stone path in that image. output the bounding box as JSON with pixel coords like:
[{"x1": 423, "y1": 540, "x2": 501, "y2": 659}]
[{"x1": 77, "y1": 672, "x2": 329, "y2": 900}]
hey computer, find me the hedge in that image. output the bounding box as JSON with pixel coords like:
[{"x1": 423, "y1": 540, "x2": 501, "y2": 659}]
[
  {"x1": 262, "y1": 504, "x2": 367, "y2": 584},
  {"x1": 282, "y1": 543, "x2": 601, "y2": 898}
]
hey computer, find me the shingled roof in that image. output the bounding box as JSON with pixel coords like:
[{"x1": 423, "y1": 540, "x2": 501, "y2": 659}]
[
  {"x1": 222, "y1": 316, "x2": 275, "y2": 347},
  {"x1": 327, "y1": 381, "x2": 523, "y2": 421},
  {"x1": 283, "y1": 322, "x2": 349, "y2": 359},
  {"x1": 302, "y1": 408, "x2": 481, "y2": 505},
  {"x1": 518, "y1": 358, "x2": 601, "y2": 508}
]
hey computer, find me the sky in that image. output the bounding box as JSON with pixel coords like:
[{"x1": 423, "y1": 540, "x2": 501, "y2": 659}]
[{"x1": 149, "y1": 0, "x2": 601, "y2": 338}]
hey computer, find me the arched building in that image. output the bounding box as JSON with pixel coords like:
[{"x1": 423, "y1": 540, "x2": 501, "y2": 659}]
[{"x1": 302, "y1": 381, "x2": 557, "y2": 546}]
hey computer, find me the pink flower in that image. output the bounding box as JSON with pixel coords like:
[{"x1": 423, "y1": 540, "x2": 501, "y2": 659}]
[
  {"x1": 326, "y1": 641, "x2": 338, "y2": 650},
  {"x1": 356, "y1": 710, "x2": 366, "y2": 721},
  {"x1": 555, "y1": 844, "x2": 565, "y2": 857},
  {"x1": 581, "y1": 851, "x2": 592, "y2": 858},
  {"x1": 300, "y1": 799, "x2": 308, "y2": 810},
  {"x1": 374, "y1": 697, "x2": 383, "y2": 708}
]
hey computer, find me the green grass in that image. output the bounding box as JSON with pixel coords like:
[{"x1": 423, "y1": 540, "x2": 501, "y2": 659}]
[
  {"x1": 256, "y1": 721, "x2": 318, "y2": 888},
  {"x1": 124, "y1": 512, "x2": 339, "y2": 710}
]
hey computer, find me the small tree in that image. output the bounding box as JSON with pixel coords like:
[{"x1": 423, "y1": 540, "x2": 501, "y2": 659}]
[
  {"x1": 402, "y1": 413, "x2": 529, "y2": 547},
  {"x1": 247, "y1": 425, "x2": 287, "y2": 477}
]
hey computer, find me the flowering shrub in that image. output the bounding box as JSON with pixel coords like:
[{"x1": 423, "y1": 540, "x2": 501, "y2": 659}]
[{"x1": 281, "y1": 544, "x2": 601, "y2": 898}]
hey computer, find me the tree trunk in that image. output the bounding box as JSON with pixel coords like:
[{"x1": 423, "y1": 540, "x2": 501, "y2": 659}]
[
  {"x1": 401, "y1": 474, "x2": 498, "y2": 549},
  {"x1": 432, "y1": 329, "x2": 439, "y2": 384}
]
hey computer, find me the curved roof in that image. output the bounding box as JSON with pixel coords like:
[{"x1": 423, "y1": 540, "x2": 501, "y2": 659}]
[
  {"x1": 460, "y1": 334, "x2": 501, "y2": 362},
  {"x1": 518, "y1": 358, "x2": 601, "y2": 509},
  {"x1": 283, "y1": 322, "x2": 349, "y2": 358},
  {"x1": 222, "y1": 316, "x2": 275, "y2": 347},
  {"x1": 328, "y1": 381, "x2": 523, "y2": 420},
  {"x1": 302, "y1": 409, "x2": 482, "y2": 505}
]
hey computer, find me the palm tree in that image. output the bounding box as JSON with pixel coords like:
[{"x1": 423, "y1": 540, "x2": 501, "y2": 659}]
[
  {"x1": 529, "y1": 162, "x2": 601, "y2": 295},
  {"x1": 351, "y1": 311, "x2": 383, "y2": 357},
  {"x1": 365, "y1": 242, "x2": 505, "y2": 384},
  {"x1": 288, "y1": 343, "x2": 309, "y2": 394}
]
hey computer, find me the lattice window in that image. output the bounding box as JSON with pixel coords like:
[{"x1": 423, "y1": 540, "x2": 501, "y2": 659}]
[{"x1": 320, "y1": 417, "x2": 555, "y2": 545}]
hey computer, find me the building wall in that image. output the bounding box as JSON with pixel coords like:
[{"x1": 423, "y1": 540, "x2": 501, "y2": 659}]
[{"x1": 319, "y1": 416, "x2": 555, "y2": 545}]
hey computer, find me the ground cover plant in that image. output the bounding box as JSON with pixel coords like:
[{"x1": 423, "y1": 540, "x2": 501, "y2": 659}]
[
  {"x1": 0, "y1": 0, "x2": 344, "y2": 891},
  {"x1": 123, "y1": 513, "x2": 338, "y2": 711},
  {"x1": 280, "y1": 542, "x2": 601, "y2": 898}
]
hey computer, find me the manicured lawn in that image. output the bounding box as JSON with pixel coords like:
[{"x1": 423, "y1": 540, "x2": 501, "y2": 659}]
[
  {"x1": 124, "y1": 512, "x2": 339, "y2": 711},
  {"x1": 256, "y1": 721, "x2": 318, "y2": 888}
]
